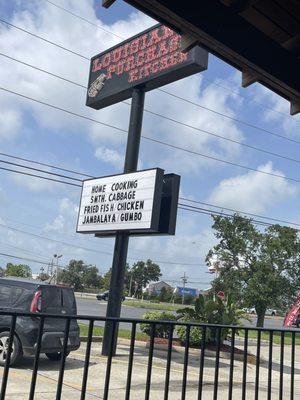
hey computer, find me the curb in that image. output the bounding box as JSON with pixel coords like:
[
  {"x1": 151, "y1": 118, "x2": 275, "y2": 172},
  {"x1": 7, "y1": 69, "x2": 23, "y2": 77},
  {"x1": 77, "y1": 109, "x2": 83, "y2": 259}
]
[{"x1": 80, "y1": 336, "x2": 103, "y2": 343}]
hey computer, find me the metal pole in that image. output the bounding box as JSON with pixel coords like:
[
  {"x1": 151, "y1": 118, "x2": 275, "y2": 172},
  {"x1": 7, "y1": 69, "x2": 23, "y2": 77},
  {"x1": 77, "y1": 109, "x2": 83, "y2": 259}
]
[
  {"x1": 128, "y1": 272, "x2": 133, "y2": 298},
  {"x1": 102, "y1": 87, "x2": 145, "y2": 356}
]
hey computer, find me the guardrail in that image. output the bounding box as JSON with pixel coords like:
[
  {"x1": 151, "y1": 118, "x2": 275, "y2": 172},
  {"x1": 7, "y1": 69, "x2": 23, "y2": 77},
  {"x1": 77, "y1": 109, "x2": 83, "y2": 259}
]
[{"x1": 0, "y1": 311, "x2": 299, "y2": 400}]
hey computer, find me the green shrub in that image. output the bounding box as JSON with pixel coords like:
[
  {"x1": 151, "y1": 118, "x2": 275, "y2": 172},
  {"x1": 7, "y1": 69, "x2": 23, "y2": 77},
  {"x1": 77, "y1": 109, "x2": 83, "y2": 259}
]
[
  {"x1": 177, "y1": 322, "x2": 203, "y2": 346},
  {"x1": 140, "y1": 311, "x2": 177, "y2": 338},
  {"x1": 176, "y1": 294, "x2": 246, "y2": 345}
]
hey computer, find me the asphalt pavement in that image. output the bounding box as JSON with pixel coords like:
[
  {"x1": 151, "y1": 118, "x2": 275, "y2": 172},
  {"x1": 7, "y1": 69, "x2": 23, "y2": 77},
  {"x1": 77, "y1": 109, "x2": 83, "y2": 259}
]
[{"x1": 76, "y1": 297, "x2": 285, "y2": 330}]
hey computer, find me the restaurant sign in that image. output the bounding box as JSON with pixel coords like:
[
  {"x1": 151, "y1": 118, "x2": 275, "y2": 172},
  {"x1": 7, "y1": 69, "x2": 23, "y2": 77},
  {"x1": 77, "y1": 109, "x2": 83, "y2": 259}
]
[{"x1": 86, "y1": 23, "x2": 208, "y2": 109}]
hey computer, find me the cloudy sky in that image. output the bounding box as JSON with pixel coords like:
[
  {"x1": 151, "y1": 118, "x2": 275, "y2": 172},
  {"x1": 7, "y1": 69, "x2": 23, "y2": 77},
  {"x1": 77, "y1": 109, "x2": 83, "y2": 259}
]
[{"x1": 0, "y1": 0, "x2": 299, "y2": 289}]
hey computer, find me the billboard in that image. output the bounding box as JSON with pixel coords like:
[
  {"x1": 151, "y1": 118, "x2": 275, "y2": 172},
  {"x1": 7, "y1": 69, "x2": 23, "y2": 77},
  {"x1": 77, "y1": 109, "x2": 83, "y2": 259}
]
[
  {"x1": 86, "y1": 23, "x2": 208, "y2": 110},
  {"x1": 77, "y1": 168, "x2": 164, "y2": 234},
  {"x1": 176, "y1": 287, "x2": 197, "y2": 298}
]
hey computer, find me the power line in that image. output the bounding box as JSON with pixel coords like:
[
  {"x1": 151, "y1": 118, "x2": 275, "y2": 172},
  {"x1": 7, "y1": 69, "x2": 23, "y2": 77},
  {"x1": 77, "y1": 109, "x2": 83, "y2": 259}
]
[
  {"x1": 0, "y1": 18, "x2": 89, "y2": 60},
  {"x1": 0, "y1": 86, "x2": 126, "y2": 134},
  {"x1": 201, "y1": 76, "x2": 296, "y2": 120},
  {"x1": 0, "y1": 53, "x2": 86, "y2": 89},
  {"x1": 41, "y1": 0, "x2": 298, "y2": 121},
  {"x1": 0, "y1": 252, "x2": 64, "y2": 268},
  {"x1": 5, "y1": 54, "x2": 299, "y2": 169},
  {"x1": 158, "y1": 88, "x2": 300, "y2": 145},
  {"x1": 0, "y1": 241, "x2": 51, "y2": 261},
  {"x1": 0, "y1": 158, "x2": 83, "y2": 182},
  {"x1": 3, "y1": 51, "x2": 300, "y2": 166},
  {"x1": 0, "y1": 149, "x2": 92, "y2": 178},
  {"x1": 178, "y1": 204, "x2": 279, "y2": 228},
  {"x1": 1, "y1": 16, "x2": 298, "y2": 145},
  {"x1": 0, "y1": 165, "x2": 81, "y2": 187},
  {"x1": 180, "y1": 198, "x2": 300, "y2": 228},
  {"x1": 43, "y1": 0, "x2": 123, "y2": 39},
  {"x1": 139, "y1": 102, "x2": 300, "y2": 164},
  {"x1": 144, "y1": 136, "x2": 300, "y2": 183},
  {"x1": 0, "y1": 223, "x2": 202, "y2": 267},
  {"x1": 2, "y1": 157, "x2": 298, "y2": 231},
  {"x1": 2, "y1": 86, "x2": 300, "y2": 185}
]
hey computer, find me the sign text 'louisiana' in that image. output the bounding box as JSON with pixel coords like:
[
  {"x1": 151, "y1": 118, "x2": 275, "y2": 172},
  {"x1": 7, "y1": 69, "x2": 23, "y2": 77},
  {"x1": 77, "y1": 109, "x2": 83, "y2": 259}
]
[{"x1": 86, "y1": 24, "x2": 208, "y2": 109}]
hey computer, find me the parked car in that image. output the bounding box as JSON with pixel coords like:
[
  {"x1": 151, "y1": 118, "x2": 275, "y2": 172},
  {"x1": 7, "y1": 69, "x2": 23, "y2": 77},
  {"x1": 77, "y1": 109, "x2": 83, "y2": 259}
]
[
  {"x1": 242, "y1": 307, "x2": 277, "y2": 316},
  {"x1": 96, "y1": 290, "x2": 125, "y2": 301},
  {"x1": 0, "y1": 277, "x2": 80, "y2": 366},
  {"x1": 265, "y1": 308, "x2": 277, "y2": 316},
  {"x1": 242, "y1": 307, "x2": 255, "y2": 314}
]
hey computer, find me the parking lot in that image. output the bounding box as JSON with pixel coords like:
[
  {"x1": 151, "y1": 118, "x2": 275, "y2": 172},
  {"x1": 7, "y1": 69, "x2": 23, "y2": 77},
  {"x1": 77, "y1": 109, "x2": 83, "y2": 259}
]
[{"x1": 1, "y1": 337, "x2": 299, "y2": 399}]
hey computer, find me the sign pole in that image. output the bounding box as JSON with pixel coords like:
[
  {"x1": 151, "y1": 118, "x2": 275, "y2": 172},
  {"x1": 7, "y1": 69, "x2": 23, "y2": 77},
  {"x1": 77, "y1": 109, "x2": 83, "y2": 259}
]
[{"x1": 102, "y1": 86, "x2": 145, "y2": 356}]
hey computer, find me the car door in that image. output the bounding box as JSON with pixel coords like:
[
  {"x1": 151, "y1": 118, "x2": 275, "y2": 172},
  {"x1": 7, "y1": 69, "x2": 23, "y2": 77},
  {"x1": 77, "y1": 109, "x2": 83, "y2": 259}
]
[{"x1": 0, "y1": 284, "x2": 13, "y2": 329}]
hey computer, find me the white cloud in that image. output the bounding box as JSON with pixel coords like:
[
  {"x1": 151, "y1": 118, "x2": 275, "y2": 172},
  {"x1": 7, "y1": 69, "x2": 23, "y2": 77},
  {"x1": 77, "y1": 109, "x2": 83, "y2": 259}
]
[
  {"x1": 141, "y1": 72, "x2": 245, "y2": 175},
  {"x1": 95, "y1": 146, "x2": 124, "y2": 170},
  {"x1": 0, "y1": 1, "x2": 246, "y2": 179},
  {"x1": 251, "y1": 84, "x2": 300, "y2": 138},
  {"x1": 11, "y1": 174, "x2": 60, "y2": 192},
  {"x1": 44, "y1": 197, "x2": 78, "y2": 233},
  {"x1": 0, "y1": 98, "x2": 22, "y2": 140},
  {"x1": 208, "y1": 162, "x2": 297, "y2": 213},
  {"x1": 0, "y1": 0, "x2": 154, "y2": 142}
]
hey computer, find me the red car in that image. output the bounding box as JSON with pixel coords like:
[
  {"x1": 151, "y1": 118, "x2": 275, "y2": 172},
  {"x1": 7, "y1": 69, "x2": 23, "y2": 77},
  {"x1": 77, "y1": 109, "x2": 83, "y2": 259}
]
[{"x1": 283, "y1": 296, "x2": 300, "y2": 328}]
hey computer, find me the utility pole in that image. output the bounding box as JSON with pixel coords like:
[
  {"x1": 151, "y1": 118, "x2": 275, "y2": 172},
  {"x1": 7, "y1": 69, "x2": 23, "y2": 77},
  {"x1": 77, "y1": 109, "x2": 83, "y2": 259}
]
[
  {"x1": 181, "y1": 272, "x2": 188, "y2": 305},
  {"x1": 54, "y1": 254, "x2": 63, "y2": 284}
]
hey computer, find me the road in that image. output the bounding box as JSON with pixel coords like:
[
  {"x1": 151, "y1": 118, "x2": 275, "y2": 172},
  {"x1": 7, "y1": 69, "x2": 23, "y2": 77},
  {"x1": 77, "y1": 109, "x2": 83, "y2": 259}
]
[{"x1": 76, "y1": 297, "x2": 285, "y2": 330}]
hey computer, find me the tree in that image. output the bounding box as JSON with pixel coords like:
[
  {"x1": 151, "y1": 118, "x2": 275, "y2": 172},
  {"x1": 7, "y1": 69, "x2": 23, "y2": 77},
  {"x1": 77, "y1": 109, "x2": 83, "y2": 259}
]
[
  {"x1": 158, "y1": 286, "x2": 173, "y2": 302},
  {"x1": 131, "y1": 259, "x2": 162, "y2": 298},
  {"x1": 82, "y1": 265, "x2": 103, "y2": 289},
  {"x1": 38, "y1": 272, "x2": 50, "y2": 281},
  {"x1": 206, "y1": 215, "x2": 300, "y2": 327},
  {"x1": 102, "y1": 264, "x2": 131, "y2": 293},
  {"x1": 58, "y1": 260, "x2": 102, "y2": 291},
  {"x1": 5, "y1": 263, "x2": 32, "y2": 278},
  {"x1": 0, "y1": 267, "x2": 5, "y2": 277}
]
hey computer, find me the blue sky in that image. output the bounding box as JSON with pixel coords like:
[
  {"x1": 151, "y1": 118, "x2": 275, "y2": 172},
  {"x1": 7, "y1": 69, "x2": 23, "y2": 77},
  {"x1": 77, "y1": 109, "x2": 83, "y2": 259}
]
[{"x1": 0, "y1": 0, "x2": 299, "y2": 289}]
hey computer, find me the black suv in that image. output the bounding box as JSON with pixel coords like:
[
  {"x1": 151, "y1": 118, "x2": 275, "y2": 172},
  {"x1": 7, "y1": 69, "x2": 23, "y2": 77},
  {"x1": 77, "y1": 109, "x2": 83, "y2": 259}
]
[
  {"x1": 96, "y1": 290, "x2": 125, "y2": 301},
  {"x1": 0, "y1": 278, "x2": 80, "y2": 366}
]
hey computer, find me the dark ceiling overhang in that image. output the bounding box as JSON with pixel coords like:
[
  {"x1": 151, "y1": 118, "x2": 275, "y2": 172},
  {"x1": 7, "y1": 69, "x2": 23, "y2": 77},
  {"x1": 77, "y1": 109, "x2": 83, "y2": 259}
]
[{"x1": 117, "y1": 0, "x2": 300, "y2": 115}]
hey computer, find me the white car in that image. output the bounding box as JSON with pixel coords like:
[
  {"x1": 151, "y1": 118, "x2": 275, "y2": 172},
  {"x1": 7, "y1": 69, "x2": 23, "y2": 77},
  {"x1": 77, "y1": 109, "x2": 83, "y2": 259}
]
[
  {"x1": 243, "y1": 307, "x2": 277, "y2": 316},
  {"x1": 265, "y1": 308, "x2": 277, "y2": 316}
]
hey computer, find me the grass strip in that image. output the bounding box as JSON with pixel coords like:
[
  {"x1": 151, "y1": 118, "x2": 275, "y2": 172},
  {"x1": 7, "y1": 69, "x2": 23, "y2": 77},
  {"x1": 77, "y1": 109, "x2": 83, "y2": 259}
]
[
  {"x1": 239, "y1": 329, "x2": 300, "y2": 345},
  {"x1": 123, "y1": 300, "x2": 191, "y2": 311},
  {"x1": 79, "y1": 323, "x2": 148, "y2": 341}
]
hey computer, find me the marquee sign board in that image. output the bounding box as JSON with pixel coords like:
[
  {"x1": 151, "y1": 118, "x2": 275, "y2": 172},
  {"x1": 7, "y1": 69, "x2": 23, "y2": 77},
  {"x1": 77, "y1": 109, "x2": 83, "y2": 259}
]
[
  {"x1": 76, "y1": 168, "x2": 164, "y2": 234},
  {"x1": 86, "y1": 23, "x2": 208, "y2": 110},
  {"x1": 95, "y1": 173, "x2": 180, "y2": 237}
]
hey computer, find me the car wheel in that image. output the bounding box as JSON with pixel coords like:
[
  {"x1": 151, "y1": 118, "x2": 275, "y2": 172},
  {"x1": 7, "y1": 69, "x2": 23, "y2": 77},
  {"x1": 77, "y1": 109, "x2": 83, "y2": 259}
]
[
  {"x1": 45, "y1": 351, "x2": 70, "y2": 361},
  {"x1": 0, "y1": 331, "x2": 22, "y2": 367}
]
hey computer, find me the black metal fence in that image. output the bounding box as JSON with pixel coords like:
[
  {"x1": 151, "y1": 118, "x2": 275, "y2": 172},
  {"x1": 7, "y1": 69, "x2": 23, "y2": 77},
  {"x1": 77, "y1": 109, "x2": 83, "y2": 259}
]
[{"x1": 0, "y1": 311, "x2": 299, "y2": 399}]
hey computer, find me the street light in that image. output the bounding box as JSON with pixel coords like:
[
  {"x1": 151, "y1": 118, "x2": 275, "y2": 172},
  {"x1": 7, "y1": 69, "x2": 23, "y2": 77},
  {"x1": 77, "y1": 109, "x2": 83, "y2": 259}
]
[{"x1": 54, "y1": 254, "x2": 63, "y2": 284}]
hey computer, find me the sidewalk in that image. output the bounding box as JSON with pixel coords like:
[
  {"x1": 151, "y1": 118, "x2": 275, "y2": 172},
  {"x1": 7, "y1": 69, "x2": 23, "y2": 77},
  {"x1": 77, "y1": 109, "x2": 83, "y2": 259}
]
[{"x1": 1, "y1": 338, "x2": 299, "y2": 399}]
